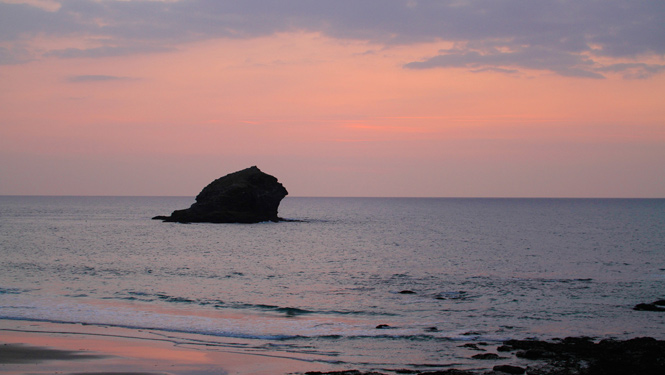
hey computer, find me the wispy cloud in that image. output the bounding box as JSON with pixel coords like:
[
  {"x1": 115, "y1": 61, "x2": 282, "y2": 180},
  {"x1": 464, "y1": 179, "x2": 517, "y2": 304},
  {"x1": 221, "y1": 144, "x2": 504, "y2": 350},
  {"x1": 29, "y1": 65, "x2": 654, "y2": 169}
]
[
  {"x1": 67, "y1": 74, "x2": 133, "y2": 83},
  {"x1": 1, "y1": 0, "x2": 663, "y2": 78},
  {"x1": 0, "y1": 45, "x2": 33, "y2": 65},
  {"x1": 597, "y1": 63, "x2": 665, "y2": 80},
  {"x1": 405, "y1": 46, "x2": 606, "y2": 79},
  {"x1": 48, "y1": 44, "x2": 174, "y2": 59}
]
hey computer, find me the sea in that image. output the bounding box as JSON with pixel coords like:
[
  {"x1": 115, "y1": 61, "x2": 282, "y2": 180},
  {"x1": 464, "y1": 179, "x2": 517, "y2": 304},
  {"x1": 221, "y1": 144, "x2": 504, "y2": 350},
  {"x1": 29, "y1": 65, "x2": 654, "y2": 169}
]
[{"x1": 1, "y1": 196, "x2": 664, "y2": 372}]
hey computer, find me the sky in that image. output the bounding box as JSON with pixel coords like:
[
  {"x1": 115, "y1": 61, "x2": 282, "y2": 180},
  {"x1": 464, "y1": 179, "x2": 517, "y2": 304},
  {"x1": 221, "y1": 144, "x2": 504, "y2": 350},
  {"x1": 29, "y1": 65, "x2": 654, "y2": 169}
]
[{"x1": 1, "y1": 0, "x2": 664, "y2": 197}]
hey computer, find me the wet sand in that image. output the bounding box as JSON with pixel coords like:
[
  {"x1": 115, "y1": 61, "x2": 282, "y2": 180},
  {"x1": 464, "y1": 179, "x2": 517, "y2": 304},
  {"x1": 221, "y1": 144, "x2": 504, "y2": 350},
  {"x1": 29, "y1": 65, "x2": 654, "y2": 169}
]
[
  {"x1": 4, "y1": 319, "x2": 665, "y2": 375},
  {"x1": 0, "y1": 320, "x2": 335, "y2": 375}
]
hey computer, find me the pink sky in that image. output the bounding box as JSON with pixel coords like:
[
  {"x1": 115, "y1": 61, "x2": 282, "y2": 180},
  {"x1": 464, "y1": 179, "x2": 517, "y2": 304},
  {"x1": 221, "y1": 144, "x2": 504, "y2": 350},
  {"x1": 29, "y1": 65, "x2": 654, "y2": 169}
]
[{"x1": 1, "y1": 1, "x2": 664, "y2": 197}]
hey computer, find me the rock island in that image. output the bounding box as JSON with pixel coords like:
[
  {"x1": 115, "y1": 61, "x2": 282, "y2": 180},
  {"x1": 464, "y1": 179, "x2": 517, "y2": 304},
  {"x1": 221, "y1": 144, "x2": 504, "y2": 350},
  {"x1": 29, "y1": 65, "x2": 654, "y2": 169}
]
[{"x1": 152, "y1": 166, "x2": 288, "y2": 223}]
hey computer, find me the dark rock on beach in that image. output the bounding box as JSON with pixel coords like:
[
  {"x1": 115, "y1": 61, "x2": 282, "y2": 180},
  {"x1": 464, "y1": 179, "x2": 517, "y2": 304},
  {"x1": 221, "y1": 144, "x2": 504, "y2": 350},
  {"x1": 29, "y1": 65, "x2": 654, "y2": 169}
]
[
  {"x1": 301, "y1": 336, "x2": 665, "y2": 375},
  {"x1": 492, "y1": 365, "x2": 525, "y2": 374},
  {"x1": 500, "y1": 336, "x2": 665, "y2": 375},
  {"x1": 634, "y1": 300, "x2": 665, "y2": 311},
  {"x1": 152, "y1": 166, "x2": 288, "y2": 224},
  {"x1": 460, "y1": 343, "x2": 483, "y2": 351}
]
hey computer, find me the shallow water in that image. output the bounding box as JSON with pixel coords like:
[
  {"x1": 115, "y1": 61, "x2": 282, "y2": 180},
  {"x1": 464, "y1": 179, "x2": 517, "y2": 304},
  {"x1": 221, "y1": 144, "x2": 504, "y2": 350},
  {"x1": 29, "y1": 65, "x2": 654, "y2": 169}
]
[{"x1": 1, "y1": 196, "x2": 664, "y2": 370}]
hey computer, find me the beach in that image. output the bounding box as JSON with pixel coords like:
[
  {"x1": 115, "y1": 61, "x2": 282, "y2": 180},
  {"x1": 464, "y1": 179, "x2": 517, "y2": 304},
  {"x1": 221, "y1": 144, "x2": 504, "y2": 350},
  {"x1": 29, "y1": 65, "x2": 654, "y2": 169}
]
[
  {"x1": 0, "y1": 319, "x2": 336, "y2": 375},
  {"x1": 5, "y1": 319, "x2": 665, "y2": 375}
]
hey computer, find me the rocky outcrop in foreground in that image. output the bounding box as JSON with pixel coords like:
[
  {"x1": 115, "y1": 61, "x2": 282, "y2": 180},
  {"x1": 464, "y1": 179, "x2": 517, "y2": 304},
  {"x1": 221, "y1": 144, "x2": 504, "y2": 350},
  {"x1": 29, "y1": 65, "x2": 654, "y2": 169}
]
[
  {"x1": 153, "y1": 166, "x2": 288, "y2": 223},
  {"x1": 302, "y1": 337, "x2": 665, "y2": 375}
]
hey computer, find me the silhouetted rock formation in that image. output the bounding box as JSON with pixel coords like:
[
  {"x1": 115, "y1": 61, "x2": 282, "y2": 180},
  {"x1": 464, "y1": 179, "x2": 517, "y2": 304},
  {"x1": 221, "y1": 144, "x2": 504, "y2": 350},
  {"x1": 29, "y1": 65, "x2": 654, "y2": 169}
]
[
  {"x1": 634, "y1": 300, "x2": 665, "y2": 311},
  {"x1": 152, "y1": 166, "x2": 288, "y2": 223},
  {"x1": 498, "y1": 336, "x2": 665, "y2": 375},
  {"x1": 305, "y1": 336, "x2": 665, "y2": 375}
]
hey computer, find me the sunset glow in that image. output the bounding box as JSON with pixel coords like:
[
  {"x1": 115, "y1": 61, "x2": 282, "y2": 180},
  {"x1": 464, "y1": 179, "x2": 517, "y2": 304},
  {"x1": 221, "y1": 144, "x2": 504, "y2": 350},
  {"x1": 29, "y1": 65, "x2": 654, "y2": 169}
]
[{"x1": 1, "y1": 0, "x2": 663, "y2": 197}]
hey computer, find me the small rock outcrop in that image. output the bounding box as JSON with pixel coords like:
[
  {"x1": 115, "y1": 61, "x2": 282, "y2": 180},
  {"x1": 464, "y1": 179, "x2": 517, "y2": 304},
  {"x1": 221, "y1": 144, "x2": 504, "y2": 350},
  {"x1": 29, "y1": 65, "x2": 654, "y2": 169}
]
[
  {"x1": 633, "y1": 300, "x2": 665, "y2": 311},
  {"x1": 153, "y1": 166, "x2": 288, "y2": 223},
  {"x1": 499, "y1": 336, "x2": 665, "y2": 375},
  {"x1": 305, "y1": 337, "x2": 665, "y2": 375}
]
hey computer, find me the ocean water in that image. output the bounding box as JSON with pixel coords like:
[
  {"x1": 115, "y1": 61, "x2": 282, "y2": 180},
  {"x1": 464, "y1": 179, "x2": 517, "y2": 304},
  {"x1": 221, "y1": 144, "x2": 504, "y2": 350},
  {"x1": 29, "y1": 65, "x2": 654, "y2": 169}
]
[{"x1": 1, "y1": 196, "x2": 664, "y2": 371}]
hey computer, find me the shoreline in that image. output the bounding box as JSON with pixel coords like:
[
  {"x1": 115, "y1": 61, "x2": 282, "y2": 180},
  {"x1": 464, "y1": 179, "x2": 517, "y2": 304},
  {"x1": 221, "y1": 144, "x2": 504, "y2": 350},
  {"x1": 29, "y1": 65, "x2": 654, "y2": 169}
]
[
  {"x1": 0, "y1": 319, "x2": 337, "y2": 375},
  {"x1": 3, "y1": 319, "x2": 665, "y2": 375}
]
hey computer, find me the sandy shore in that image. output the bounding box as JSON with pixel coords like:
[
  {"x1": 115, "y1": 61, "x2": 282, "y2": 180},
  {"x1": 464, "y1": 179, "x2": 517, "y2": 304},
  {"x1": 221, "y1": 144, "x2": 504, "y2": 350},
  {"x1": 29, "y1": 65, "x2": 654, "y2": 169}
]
[
  {"x1": 4, "y1": 319, "x2": 665, "y2": 375},
  {"x1": 0, "y1": 319, "x2": 336, "y2": 375}
]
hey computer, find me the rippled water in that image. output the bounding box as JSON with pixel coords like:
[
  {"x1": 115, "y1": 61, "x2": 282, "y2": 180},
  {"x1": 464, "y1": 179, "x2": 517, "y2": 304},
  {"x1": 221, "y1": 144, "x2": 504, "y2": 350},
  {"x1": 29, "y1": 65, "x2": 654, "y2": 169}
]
[{"x1": 1, "y1": 196, "x2": 664, "y2": 370}]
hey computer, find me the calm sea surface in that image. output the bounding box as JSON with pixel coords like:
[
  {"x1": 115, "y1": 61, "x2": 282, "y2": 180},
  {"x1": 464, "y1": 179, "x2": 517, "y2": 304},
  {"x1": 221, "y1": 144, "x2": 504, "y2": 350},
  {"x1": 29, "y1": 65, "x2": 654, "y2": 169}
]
[{"x1": 1, "y1": 196, "x2": 664, "y2": 371}]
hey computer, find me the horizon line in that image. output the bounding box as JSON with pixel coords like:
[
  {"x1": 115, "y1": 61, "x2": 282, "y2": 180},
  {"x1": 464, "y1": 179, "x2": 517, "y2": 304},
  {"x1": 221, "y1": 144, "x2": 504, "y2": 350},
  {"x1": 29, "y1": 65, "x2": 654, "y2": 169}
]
[{"x1": 0, "y1": 195, "x2": 663, "y2": 200}]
